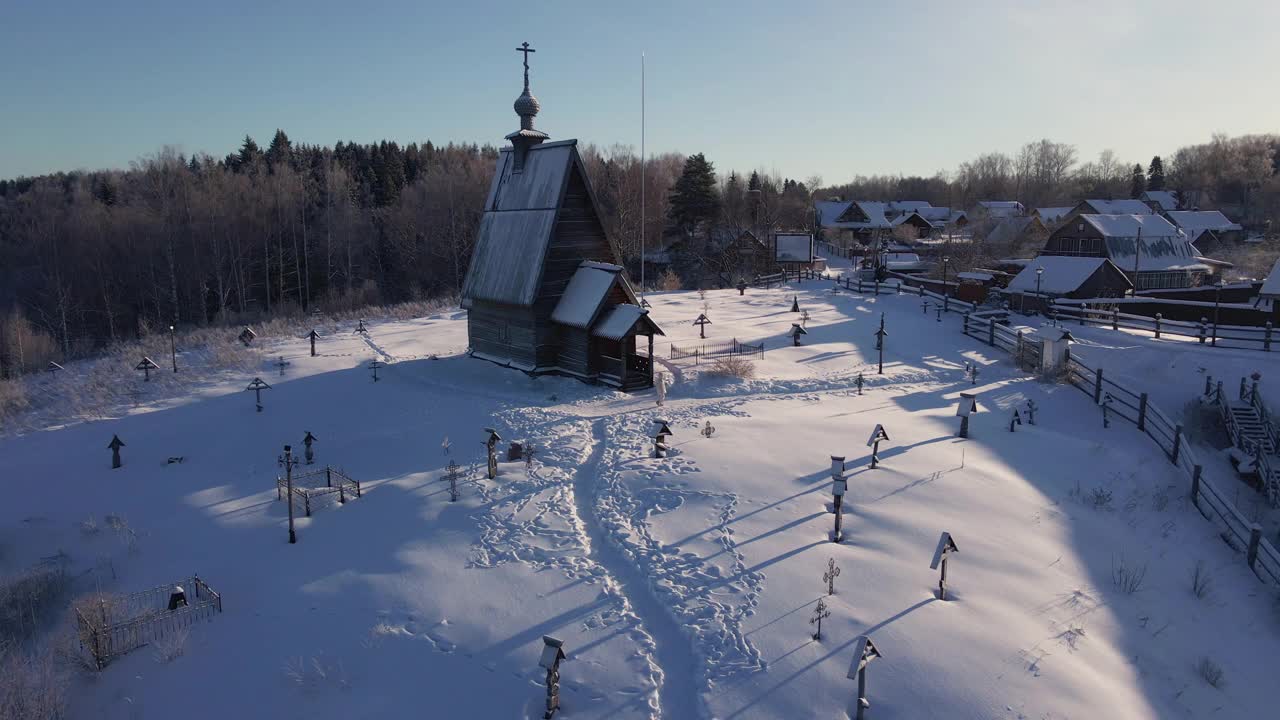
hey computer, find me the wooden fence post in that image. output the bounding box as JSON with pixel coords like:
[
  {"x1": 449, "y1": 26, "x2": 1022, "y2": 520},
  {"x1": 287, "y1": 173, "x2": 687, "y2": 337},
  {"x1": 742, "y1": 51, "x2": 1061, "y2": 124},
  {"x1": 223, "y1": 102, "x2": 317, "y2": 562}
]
[
  {"x1": 1247, "y1": 524, "x2": 1263, "y2": 570},
  {"x1": 1094, "y1": 368, "x2": 1103, "y2": 404},
  {"x1": 1154, "y1": 313, "x2": 1161, "y2": 339},
  {"x1": 988, "y1": 317, "x2": 996, "y2": 346},
  {"x1": 1079, "y1": 304, "x2": 1086, "y2": 326},
  {"x1": 1190, "y1": 464, "x2": 1202, "y2": 509},
  {"x1": 1171, "y1": 424, "x2": 1183, "y2": 465},
  {"x1": 1137, "y1": 393, "x2": 1148, "y2": 431},
  {"x1": 1266, "y1": 321, "x2": 1273, "y2": 352},
  {"x1": 326, "y1": 467, "x2": 332, "y2": 488},
  {"x1": 1198, "y1": 317, "x2": 1207, "y2": 344},
  {"x1": 1204, "y1": 375, "x2": 1212, "y2": 397},
  {"x1": 304, "y1": 493, "x2": 311, "y2": 517},
  {"x1": 1112, "y1": 307, "x2": 1119, "y2": 331},
  {"x1": 1239, "y1": 376, "x2": 1247, "y2": 401}
]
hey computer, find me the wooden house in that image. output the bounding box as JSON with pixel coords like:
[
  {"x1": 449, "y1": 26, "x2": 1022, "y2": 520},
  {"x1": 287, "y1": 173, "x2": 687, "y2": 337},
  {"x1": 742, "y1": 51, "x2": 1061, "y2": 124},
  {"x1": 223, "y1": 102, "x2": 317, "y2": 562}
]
[
  {"x1": 461, "y1": 50, "x2": 663, "y2": 391},
  {"x1": 1008, "y1": 256, "x2": 1133, "y2": 298},
  {"x1": 1164, "y1": 210, "x2": 1243, "y2": 254},
  {"x1": 1041, "y1": 213, "x2": 1209, "y2": 290},
  {"x1": 1140, "y1": 190, "x2": 1179, "y2": 213}
]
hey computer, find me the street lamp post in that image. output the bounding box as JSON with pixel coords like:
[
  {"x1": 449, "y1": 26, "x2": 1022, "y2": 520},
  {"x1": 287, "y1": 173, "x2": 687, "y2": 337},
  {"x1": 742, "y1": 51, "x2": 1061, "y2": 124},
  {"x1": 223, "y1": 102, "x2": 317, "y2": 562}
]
[
  {"x1": 1212, "y1": 279, "x2": 1223, "y2": 347},
  {"x1": 941, "y1": 256, "x2": 950, "y2": 313},
  {"x1": 1035, "y1": 266, "x2": 1044, "y2": 312},
  {"x1": 169, "y1": 325, "x2": 177, "y2": 372},
  {"x1": 278, "y1": 445, "x2": 299, "y2": 544}
]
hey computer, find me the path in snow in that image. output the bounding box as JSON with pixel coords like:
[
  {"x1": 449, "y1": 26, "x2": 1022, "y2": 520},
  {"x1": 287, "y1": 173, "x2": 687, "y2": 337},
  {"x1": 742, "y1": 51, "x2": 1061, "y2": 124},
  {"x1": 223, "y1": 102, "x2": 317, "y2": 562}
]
[{"x1": 571, "y1": 418, "x2": 702, "y2": 718}]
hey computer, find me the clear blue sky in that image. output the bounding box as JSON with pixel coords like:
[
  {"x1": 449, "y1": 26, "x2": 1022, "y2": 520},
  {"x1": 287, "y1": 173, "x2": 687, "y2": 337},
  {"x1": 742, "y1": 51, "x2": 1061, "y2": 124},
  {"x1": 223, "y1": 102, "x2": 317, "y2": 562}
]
[{"x1": 2, "y1": 0, "x2": 1277, "y2": 184}]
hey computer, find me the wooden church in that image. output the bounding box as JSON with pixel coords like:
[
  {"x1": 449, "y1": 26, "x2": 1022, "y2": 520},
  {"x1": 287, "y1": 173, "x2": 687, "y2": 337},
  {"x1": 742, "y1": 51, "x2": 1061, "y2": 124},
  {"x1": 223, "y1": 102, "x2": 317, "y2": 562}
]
[{"x1": 461, "y1": 44, "x2": 663, "y2": 391}]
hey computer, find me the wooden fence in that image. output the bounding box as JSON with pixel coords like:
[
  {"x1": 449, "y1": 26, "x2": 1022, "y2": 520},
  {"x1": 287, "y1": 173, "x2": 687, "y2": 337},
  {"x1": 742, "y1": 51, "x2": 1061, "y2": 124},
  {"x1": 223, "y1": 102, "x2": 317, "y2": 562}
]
[
  {"x1": 831, "y1": 274, "x2": 978, "y2": 315},
  {"x1": 1057, "y1": 355, "x2": 1280, "y2": 588},
  {"x1": 1050, "y1": 302, "x2": 1275, "y2": 352},
  {"x1": 277, "y1": 466, "x2": 362, "y2": 516},
  {"x1": 76, "y1": 575, "x2": 223, "y2": 669},
  {"x1": 1206, "y1": 376, "x2": 1279, "y2": 506},
  {"x1": 670, "y1": 338, "x2": 765, "y2": 363}
]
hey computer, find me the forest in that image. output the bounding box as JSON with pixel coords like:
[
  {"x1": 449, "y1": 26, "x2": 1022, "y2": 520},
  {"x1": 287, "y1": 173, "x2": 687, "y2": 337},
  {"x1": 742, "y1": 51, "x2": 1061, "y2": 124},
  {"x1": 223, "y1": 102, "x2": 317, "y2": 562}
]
[{"x1": 2, "y1": 130, "x2": 1277, "y2": 377}]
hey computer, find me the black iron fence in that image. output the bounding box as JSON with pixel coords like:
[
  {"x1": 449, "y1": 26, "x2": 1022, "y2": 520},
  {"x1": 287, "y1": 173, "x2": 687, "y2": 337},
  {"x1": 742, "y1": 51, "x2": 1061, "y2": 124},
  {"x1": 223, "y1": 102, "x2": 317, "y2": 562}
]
[
  {"x1": 670, "y1": 338, "x2": 765, "y2": 363},
  {"x1": 75, "y1": 575, "x2": 223, "y2": 669},
  {"x1": 277, "y1": 466, "x2": 362, "y2": 516}
]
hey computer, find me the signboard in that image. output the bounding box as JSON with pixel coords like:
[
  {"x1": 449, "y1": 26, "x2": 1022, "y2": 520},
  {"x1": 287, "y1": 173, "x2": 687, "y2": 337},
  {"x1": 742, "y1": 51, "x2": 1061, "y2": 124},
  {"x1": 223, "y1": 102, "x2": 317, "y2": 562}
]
[{"x1": 775, "y1": 233, "x2": 814, "y2": 262}]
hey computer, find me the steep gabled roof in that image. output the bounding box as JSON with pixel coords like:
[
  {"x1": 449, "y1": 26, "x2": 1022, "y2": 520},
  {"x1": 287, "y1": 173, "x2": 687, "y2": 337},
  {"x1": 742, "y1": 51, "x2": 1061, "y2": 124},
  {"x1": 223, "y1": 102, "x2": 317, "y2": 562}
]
[
  {"x1": 593, "y1": 304, "x2": 665, "y2": 339},
  {"x1": 1260, "y1": 258, "x2": 1280, "y2": 299},
  {"x1": 1009, "y1": 256, "x2": 1132, "y2": 295},
  {"x1": 1034, "y1": 206, "x2": 1074, "y2": 223},
  {"x1": 1078, "y1": 214, "x2": 1207, "y2": 272},
  {"x1": 1165, "y1": 210, "x2": 1242, "y2": 238},
  {"x1": 463, "y1": 140, "x2": 621, "y2": 307},
  {"x1": 1080, "y1": 199, "x2": 1154, "y2": 215},
  {"x1": 1141, "y1": 190, "x2": 1178, "y2": 211},
  {"x1": 551, "y1": 261, "x2": 636, "y2": 329}
]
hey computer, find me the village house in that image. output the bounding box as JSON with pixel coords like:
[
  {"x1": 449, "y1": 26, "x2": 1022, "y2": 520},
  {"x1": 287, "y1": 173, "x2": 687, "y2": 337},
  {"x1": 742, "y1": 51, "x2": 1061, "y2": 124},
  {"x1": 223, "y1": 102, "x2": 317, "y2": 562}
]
[
  {"x1": 816, "y1": 199, "x2": 893, "y2": 250},
  {"x1": 461, "y1": 46, "x2": 663, "y2": 391},
  {"x1": 975, "y1": 201, "x2": 1024, "y2": 219},
  {"x1": 1164, "y1": 210, "x2": 1244, "y2": 254},
  {"x1": 1007, "y1": 256, "x2": 1133, "y2": 299},
  {"x1": 1040, "y1": 213, "x2": 1210, "y2": 290},
  {"x1": 1032, "y1": 206, "x2": 1074, "y2": 227},
  {"x1": 1141, "y1": 189, "x2": 1180, "y2": 213},
  {"x1": 983, "y1": 215, "x2": 1049, "y2": 253},
  {"x1": 1061, "y1": 198, "x2": 1154, "y2": 225}
]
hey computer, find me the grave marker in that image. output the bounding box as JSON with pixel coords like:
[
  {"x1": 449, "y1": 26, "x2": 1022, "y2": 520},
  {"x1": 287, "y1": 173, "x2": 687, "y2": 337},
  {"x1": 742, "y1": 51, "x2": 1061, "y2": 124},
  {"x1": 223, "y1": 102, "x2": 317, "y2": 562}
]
[
  {"x1": 652, "y1": 420, "x2": 673, "y2": 458},
  {"x1": 307, "y1": 329, "x2": 320, "y2": 357},
  {"x1": 847, "y1": 635, "x2": 883, "y2": 720},
  {"x1": 790, "y1": 323, "x2": 808, "y2": 346},
  {"x1": 135, "y1": 357, "x2": 160, "y2": 382},
  {"x1": 302, "y1": 431, "x2": 317, "y2": 465},
  {"x1": 693, "y1": 313, "x2": 712, "y2": 339},
  {"x1": 830, "y1": 455, "x2": 847, "y2": 542},
  {"x1": 1009, "y1": 408, "x2": 1022, "y2": 432},
  {"x1": 238, "y1": 327, "x2": 257, "y2": 346},
  {"x1": 108, "y1": 434, "x2": 125, "y2": 469},
  {"x1": 866, "y1": 424, "x2": 890, "y2": 469},
  {"x1": 484, "y1": 427, "x2": 502, "y2": 479},
  {"x1": 955, "y1": 393, "x2": 978, "y2": 438},
  {"x1": 930, "y1": 531, "x2": 959, "y2": 600},
  {"x1": 246, "y1": 377, "x2": 271, "y2": 412},
  {"x1": 538, "y1": 635, "x2": 567, "y2": 719}
]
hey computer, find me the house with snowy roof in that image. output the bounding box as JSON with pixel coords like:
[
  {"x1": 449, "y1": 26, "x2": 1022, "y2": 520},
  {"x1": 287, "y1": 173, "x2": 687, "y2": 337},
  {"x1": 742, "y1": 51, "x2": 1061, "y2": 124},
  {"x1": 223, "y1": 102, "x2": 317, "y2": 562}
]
[
  {"x1": 984, "y1": 215, "x2": 1049, "y2": 251},
  {"x1": 815, "y1": 199, "x2": 893, "y2": 247},
  {"x1": 975, "y1": 201, "x2": 1024, "y2": 219},
  {"x1": 1032, "y1": 206, "x2": 1074, "y2": 226},
  {"x1": 1164, "y1": 210, "x2": 1243, "y2": 253},
  {"x1": 1041, "y1": 214, "x2": 1210, "y2": 290},
  {"x1": 461, "y1": 47, "x2": 663, "y2": 391},
  {"x1": 1258, "y1": 258, "x2": 1280, "y2": 310},
  {"x1": 1007, "y1": 256, "x2": 1133, "y2": 298},
  {"x1": 1062, "y1": 198, "x2": 1154, "y2": 226},
  {"x1": 1140, "y1": 190, "x2": 1180, "y2": 213}
]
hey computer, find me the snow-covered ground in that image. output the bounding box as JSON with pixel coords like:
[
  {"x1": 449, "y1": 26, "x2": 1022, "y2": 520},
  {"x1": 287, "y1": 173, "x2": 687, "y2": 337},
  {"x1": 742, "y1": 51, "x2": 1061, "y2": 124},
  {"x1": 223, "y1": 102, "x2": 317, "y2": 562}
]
[{"x1": 4, "y1": 264, "x2": 1279, "y2": 719}]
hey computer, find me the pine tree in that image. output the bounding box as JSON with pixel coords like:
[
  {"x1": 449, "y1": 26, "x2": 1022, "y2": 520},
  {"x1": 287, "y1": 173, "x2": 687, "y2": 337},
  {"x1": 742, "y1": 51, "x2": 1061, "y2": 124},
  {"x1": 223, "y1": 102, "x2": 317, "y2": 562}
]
[
  {"x1": 1129, "y1": 164, "x2": 1146, "y2": 198},
  {"x1": 748, "y1": 170, "x2": 762, "y2": 192},
  {"x1": 265, "y1": 129, "x2": 293, "y2": 168},
  {"x1": 668, "y1": 153, "x2": 721, "y2": 237},
  {"x1": 236, "y1": 135, "x2": 262, "y2": 172},
  {"x1": 1147, "y1": 156, "x2": 1165, "y2": 191}
]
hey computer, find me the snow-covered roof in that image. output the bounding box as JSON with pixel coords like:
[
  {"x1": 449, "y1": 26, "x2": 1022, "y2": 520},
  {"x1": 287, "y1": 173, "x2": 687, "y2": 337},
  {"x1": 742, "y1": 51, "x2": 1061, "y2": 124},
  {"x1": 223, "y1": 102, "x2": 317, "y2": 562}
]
[
  {"x1": 551, "y1": 262, "x2": 629, "y2": 329},
  {"x1": 984, "y1": 216, "x2": 1044, "y2": 246},
  {"x1": 463, "y1": 141, "x2": 622, "y2": 307},
  {"x1": 1165, "y1": 210, "x2": 1242, "y2": 236},
  {"x1": 1081, "y1": 213, "x2": 1178, "y2": 239},
  {"x1": 1261, "y1": 258, "x2": 1280, "y2": 299},
  {"x1": 889, "y1": 211, "x2": 928, "y2": 228},
  {"x1": 1076, "y1": 214, "x2": 1208, "y2": 272},
  {"x1": 1035, "y1": 206, "x2": 1073, "y2": 223},
  {"x1": 1081, "y1": 199, "x2": 1154, "y2": 215},
  {"x1": 886, "y1": 201, "x2": 932, "y2": 213},
  {"x1": 1141, "y1": 190, "x2": 1178, "y2": 211},
  {"x1": 957, "y1": 271, "x2": 994, "y2": 282},
  {"x1": 978, "y1": 201, "x2": 1024, "y2": 218},
  {"x1": 816, "y1": 200, "x2": 856, "y2": 229},
  {"x1": 1008, "y1": 256, "x2": 1128, "y2": 295},
  {"x1": 591, "y1": 303, "x2": 664, "y2": 339}
]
